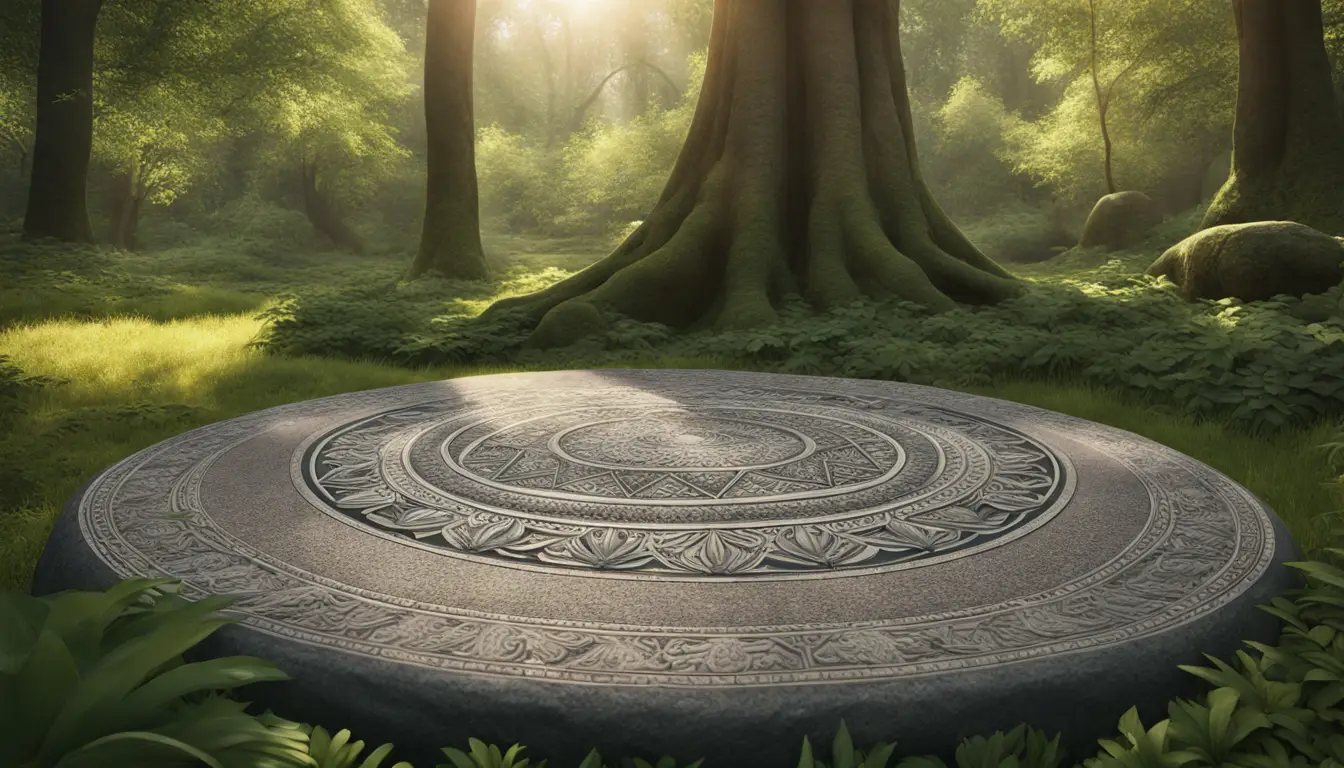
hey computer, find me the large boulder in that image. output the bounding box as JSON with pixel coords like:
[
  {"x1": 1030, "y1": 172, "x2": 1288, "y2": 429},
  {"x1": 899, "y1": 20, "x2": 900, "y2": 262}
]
[
  {"x1": 1147, "y1": 221, "x2": 1344, "y2": 301},
  {"x1": 1078, "y1": 191, "x2": 1163, "y2": 250}
]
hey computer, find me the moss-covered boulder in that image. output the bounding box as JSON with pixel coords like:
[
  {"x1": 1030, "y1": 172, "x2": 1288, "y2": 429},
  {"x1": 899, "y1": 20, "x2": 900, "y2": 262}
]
[
  {"x1": 1147, "y1": 221, "x2": 1344, "y2": 301},
  {"x1": 1078, "y1": 191, "x2": 1162, "y2": 251}
]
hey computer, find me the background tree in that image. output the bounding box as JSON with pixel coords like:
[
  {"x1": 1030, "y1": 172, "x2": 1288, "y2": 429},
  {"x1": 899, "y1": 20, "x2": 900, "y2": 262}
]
[
  {"x1": 411, "y1": 0, "x2": 489, "y2": 280},
  {"x1": 22, "y1": 0, "x2": 103, "y2": 242},
  {"x1": 82, "y1": 0, "x2": 411, "y2": 251},
  {"x1": 1202, "y1": 0, "x2": 1344, "y2": 234},
  {"x1": 0, "y1": 2, "x2": 38, "y2": 214},
  {"x1": 977, "y1": 0, "x2": 1235, "y2": 213},
  {"x1": 486, "y1": 0, "x2": 1022, "y2": 348}
]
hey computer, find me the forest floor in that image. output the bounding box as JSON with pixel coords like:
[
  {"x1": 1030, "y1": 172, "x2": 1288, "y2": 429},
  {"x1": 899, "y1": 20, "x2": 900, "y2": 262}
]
[{"x1": 1, "y1": 220, "x2": 1343, "y2": 593}]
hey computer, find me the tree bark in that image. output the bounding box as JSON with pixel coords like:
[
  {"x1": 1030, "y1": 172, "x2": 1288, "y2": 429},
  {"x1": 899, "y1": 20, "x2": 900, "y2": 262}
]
[
  {"x1": 410, "y1": 0, "x2": 488, "y2": 280},
  {"x1": 107, "y1": 167, "x2": 144, "y2": 250},
  {"x1": 1202, "y1": 0, "x2": 1344, "y2": 233},
  {"x1": 22, "y1": 0, "x2": 102, "y2": 242},
  {"x1": 301, "y1": 160, "x2": 364, "y2": 254},
  {"x1": 1086, "y1": 0, "x2": 1118, "y2": 195},
  {"x1": 486, "y1": 0, "x2": 1021, "y2": 348}
]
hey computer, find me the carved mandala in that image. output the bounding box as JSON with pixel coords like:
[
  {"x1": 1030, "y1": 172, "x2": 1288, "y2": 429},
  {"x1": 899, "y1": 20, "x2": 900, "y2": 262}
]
[
  {"x1": 72, "y1": 370, "x2": 1280, "y2": 686},
  {"x1": 299, "y1": 388, "x2": 1071, "y2": 577}
]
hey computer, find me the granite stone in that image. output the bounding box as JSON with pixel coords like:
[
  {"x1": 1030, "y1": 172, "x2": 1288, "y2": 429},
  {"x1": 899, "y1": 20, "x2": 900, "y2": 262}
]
[{"x1": 32, "y1": 370, "x2": 1302, "y2": 767}]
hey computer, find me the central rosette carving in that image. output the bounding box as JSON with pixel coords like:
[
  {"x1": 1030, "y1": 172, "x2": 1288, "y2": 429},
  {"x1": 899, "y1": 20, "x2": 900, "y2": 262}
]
[{"x1": 548, "y1": 411, "x2": 811, "y2": 471}]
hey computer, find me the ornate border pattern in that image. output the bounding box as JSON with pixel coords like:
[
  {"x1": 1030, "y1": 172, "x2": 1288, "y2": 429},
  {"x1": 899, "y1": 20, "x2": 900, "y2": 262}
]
[{"x1": 76, "y1": 371, "x2": 1276, "y2": 686}]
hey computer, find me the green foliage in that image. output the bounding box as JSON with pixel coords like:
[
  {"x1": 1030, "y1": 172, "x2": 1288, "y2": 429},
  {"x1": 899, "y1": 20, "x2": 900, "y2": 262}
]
[
  {"x1": 980, "y1": 0, "x2": 1236, "y2": 205},
  {"x1": 440, "y1": 740, "x2": 543, "y2": 768},
  {"x1": 0, "y1": 578, "x2": 312, "y2": 767},
  {"x1": 554, "y1": 99, "x2": 694, "y2": 234},
  {"x1": 71, "y1": 0, "x2": 415, "y2": 238},
  {"x1": 957, "y1": 203, "x2": 1071, "y2": 263},
  {"x1": 263, "y1": 271, "x2": 1344, "y2": 434},
  {"x1": 475, "y1": 50, "x2": 706, "y2": 238},
  {"x1": 258, "y1": 267, "x2": 571, "y2": 364},
  {"x1": 923, "y1": 77, "x2": 1035, "y2": 216},
  {"x1": 307, "y1": 725, "x2": 411, "y2": 768},
  {"x1": 476, "y1": 125, "x2": 563, "y2": 231},
  {"x1": 797, "y1": 722, "x2": 896, "y2": 768},
  {"x1": 574, "y1": 750, "x2": 702, "y2": 768}
]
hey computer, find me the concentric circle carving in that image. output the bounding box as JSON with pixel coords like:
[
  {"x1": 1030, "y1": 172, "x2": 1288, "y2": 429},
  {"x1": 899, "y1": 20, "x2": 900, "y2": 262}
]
[
  {"x1": 547, "y1": 409, "x2": 814, "y2": 471},
  {"x1": 68, "y1": 370, "x2": 1281, "y2": 687},
  {"x1": 298, "y1": 386, "x2": 1070, "y2": 577}
]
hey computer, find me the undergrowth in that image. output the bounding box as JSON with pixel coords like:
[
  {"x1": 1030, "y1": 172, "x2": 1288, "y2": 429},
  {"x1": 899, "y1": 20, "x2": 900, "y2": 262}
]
[{"x1": 261, "y1": 277, "x2": 1344, "y2": 434}]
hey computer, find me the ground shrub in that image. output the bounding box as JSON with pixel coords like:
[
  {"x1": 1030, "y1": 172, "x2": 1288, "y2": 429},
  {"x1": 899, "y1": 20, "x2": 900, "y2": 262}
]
[
  {"x1": 959, "y1": 203, "x2": 1072, "y2": 264},
  {"x1": 262, "y1": 276, "x2": 1344, "y2": 433}
]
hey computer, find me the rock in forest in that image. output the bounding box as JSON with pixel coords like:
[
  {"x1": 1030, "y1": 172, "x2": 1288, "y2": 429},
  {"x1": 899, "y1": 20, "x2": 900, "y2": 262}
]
[
  {"x1": 1078, "y1": 191, "x2": 1163, "y2": 251},
  {"x1": 1147, "y1": 221, "x2": 1344, "y2": 301}
]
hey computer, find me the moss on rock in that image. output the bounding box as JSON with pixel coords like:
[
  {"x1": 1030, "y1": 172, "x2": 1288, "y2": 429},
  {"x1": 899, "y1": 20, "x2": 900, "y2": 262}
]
[
  {"x1": 1079, "y1": 192, "x2": 1163, "y2": 251},
  {"x1": 1147, "y1": 221, "x2": 1344, "y2": 301}
]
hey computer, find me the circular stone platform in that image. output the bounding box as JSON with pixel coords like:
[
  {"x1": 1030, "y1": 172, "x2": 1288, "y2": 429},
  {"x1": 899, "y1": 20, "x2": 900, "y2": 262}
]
[{"x1": 33, "y1": 370, "x2": 1300, "y2": 766}]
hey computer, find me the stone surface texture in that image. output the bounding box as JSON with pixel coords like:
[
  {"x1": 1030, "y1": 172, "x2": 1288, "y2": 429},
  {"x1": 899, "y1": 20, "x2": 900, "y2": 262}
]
[
  {"x1": 33, "y1": 370, "x2": 1300, "y2": 767},
  {"x1": 1148, "y1": 221, "x2": 1344, "y2": 302},
  {"x1": 1079, "y1": 191, "x2": 1163, "y2": 250}
]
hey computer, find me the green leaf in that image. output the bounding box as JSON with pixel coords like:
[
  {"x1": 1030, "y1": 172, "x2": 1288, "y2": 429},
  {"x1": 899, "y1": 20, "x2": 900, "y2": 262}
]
[
  {"x1": 864, "y1": 742, "x2": 896, "y2": 768},
  {"x1": 800, "y1": 736, "x2": 816, "y2": 768},
  {"x1": 10, "y1": 628, "x2": 81, "y2": 764},
  {"x1": 36, "y1": 598, "x2": 237, "y2": 764},
  {"x1": 441, "y1": 746, "x2": 478, "y2": 768},
  {"x1": 116, "y1": 656, "x2": 290, "y2": 733},
  {"x1": 0, "y1": 590, "x2": 48, "y2": 674},
  {"x1": 833, "y1": 721, "x2": 857, "y2": 768},
  {"x1": 54, "y1": 729, "x2": 225, "y2": 768}
]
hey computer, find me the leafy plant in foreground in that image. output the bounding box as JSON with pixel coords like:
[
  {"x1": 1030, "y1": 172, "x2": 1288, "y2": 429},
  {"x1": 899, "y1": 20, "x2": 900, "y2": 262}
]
[
  {"x1": 307, "y1": 724, "x2": 411, "y2": 768},
  {"x1": 0, "y1": 578, "x2": 312, "y2": 767},
  {"x1": 439, "y1": 740, "x2": 542, "y2": 768},
  {"x1": 797, "y1": 722, "x2": 897, "y2": 768}
]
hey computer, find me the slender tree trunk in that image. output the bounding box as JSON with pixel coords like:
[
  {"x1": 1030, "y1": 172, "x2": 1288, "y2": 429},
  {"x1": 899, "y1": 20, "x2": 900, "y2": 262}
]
[
  {"x1": 107, "y1": 167, "x2": 143, "y2": 250},
  {"x1": 300, "y1": 160, "x2": 364, "y2": 254},
  {"x1": 486, "y1": 0, "x2": 1020, "y2": 348},
  {"x1": 410, "y1": 0, "x2": 488, "y2": 279},
  {"x1": 1203, "y1": 0, "x2": 1344, "y2": 233},
  {"x1": 1086, "y1": 0, "x2": 1118, "y2": 195},
  {"x1": 23, "y1": 0, "x2": 102, "y2": 242}
]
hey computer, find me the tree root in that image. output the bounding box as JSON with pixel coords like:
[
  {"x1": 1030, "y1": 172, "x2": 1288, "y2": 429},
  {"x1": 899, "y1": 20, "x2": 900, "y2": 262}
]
[{"x1": 485, "y1": 0, "x2": 1025, "y2": 349}]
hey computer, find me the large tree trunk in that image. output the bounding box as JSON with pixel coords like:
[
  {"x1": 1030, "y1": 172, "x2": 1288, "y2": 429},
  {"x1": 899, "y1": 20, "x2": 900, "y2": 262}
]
[
  {"x1": 486, "y1": 0, "x2": 1020, "y2": 348},
  {"x1": 301, "y1": 160, "x2": 364, "y2": 254},
  {"x1": 410, "y1": 0, "x2": 488, "y2": 280},
  {"x1": 22, "y1": 0, "x2": 102, "y2": 242},
  {"x1": 107, "y1": 167, "x2": 144, "y2": 250},
  {"x1": 1202, "y1": 0, "x2": 1344, "y2": 233}
]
